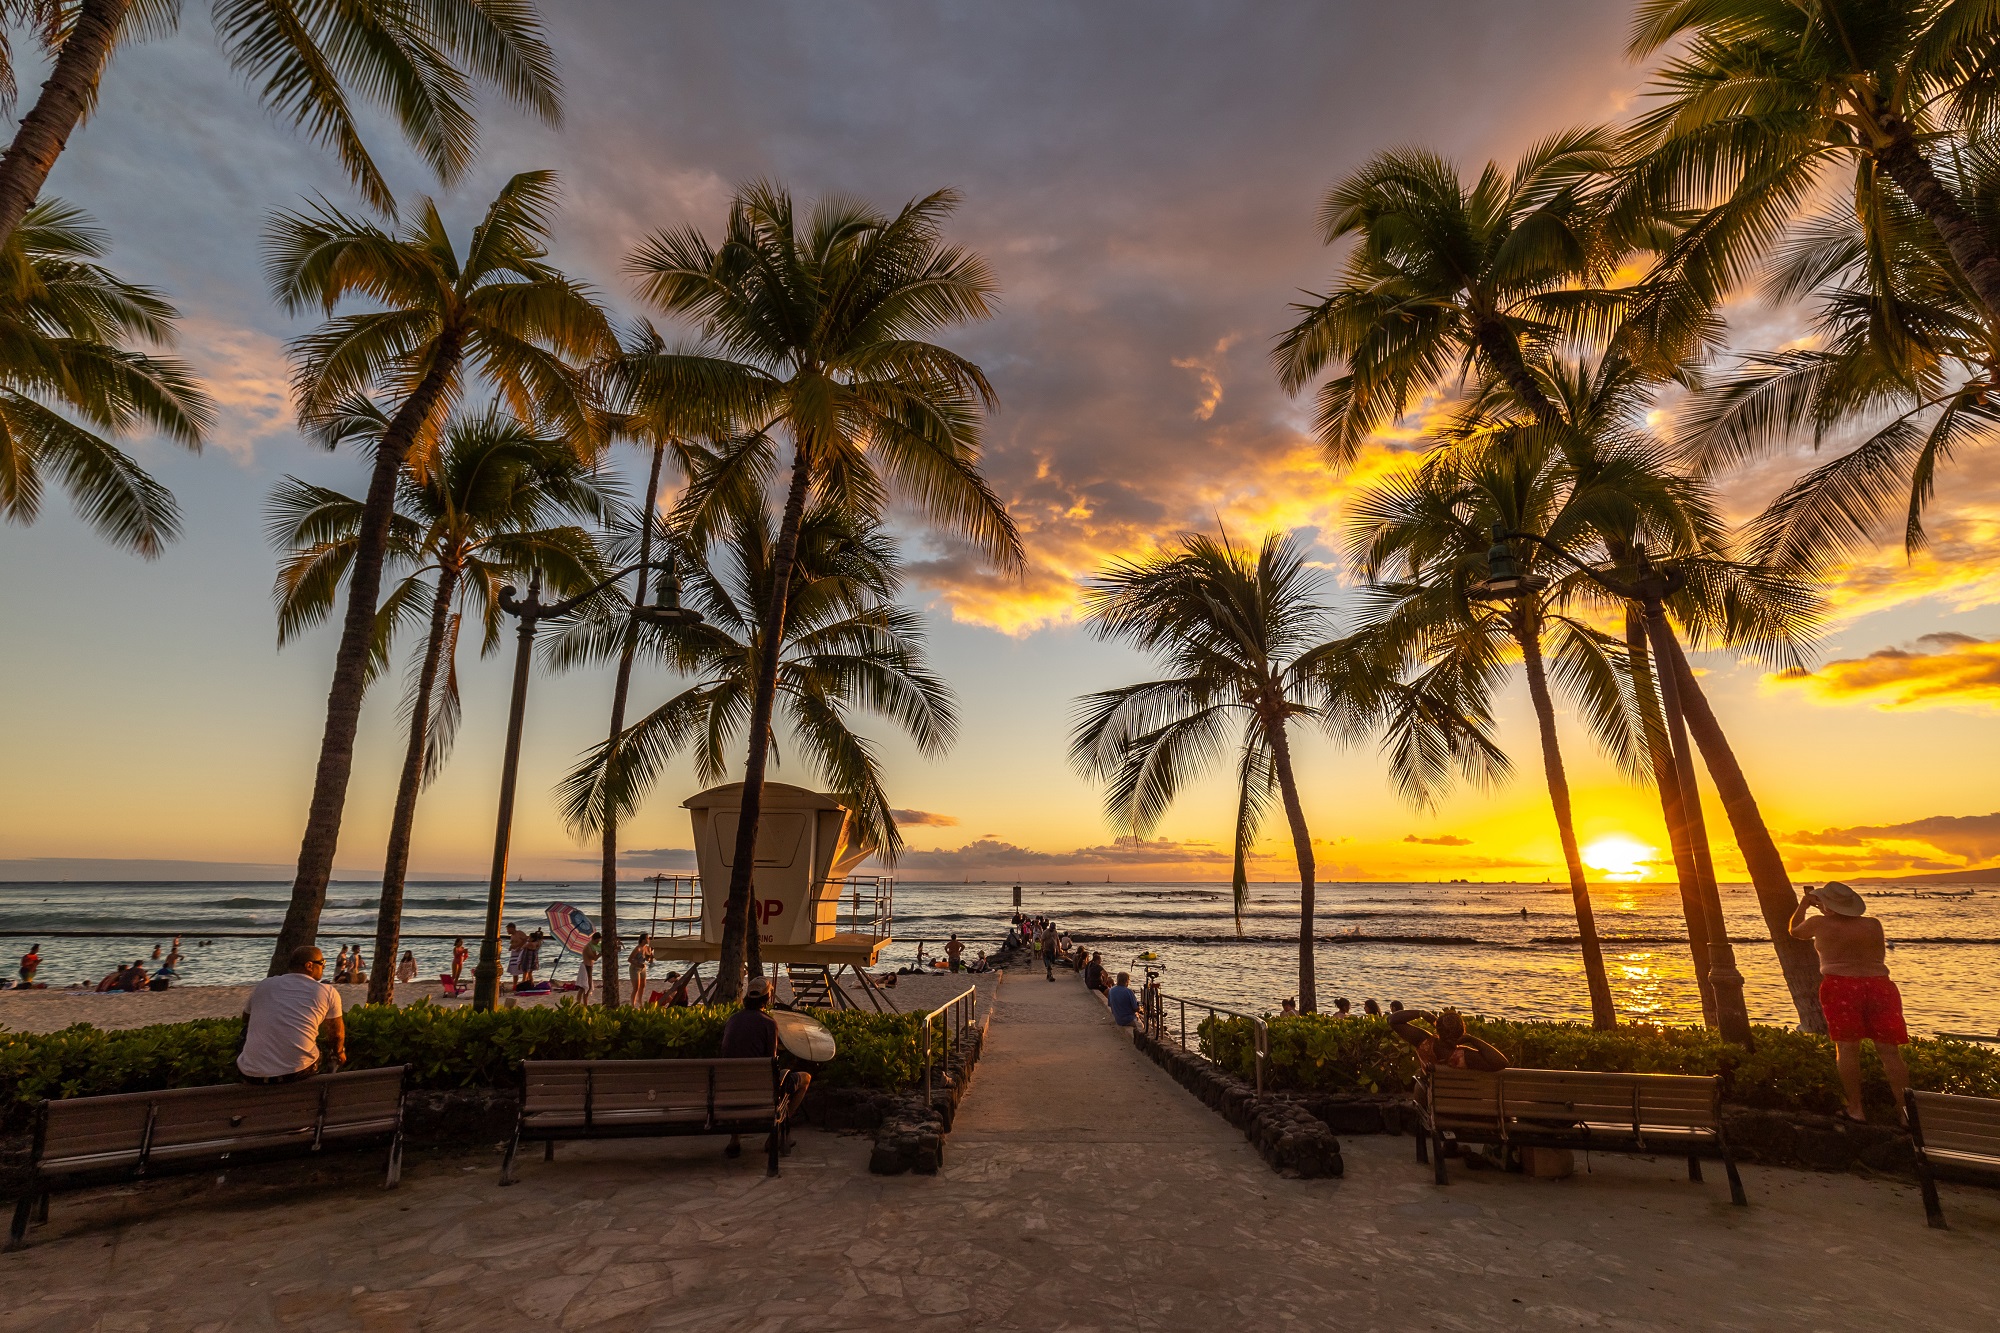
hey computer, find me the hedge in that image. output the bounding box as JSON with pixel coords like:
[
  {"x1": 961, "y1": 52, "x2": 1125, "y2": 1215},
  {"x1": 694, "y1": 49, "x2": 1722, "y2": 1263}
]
[
  {"x1": 1195, "y1": 1014, "x2": 2000, "y2": 1119},
  {"x1": 0, "y1": 1001, "x2": 931, "y2": 1131}
]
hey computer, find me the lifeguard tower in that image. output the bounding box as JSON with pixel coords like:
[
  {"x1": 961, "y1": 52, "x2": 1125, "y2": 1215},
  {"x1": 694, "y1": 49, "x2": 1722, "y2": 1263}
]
[{"x1": 643, "y1": 782, "x2": 896, "y2": 1010}]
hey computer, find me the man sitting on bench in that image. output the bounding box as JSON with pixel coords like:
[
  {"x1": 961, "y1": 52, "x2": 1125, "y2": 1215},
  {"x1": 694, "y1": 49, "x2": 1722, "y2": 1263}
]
[
  {"x1": 718, "y1": 975, "x2": 809, "y2": 1159},
  {"x1": 238, "y1": 945, "x2": 345, "y2": 1084}
]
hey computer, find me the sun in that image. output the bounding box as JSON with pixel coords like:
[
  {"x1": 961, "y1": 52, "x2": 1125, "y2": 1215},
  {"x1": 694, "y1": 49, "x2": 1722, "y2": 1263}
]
[{"x1": 1582, "y1": 835, "x2": 1655, "y2": 882}]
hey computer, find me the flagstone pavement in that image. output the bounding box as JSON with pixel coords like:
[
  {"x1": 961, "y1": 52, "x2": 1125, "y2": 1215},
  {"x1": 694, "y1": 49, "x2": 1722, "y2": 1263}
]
[{"x1": 5, "y1": 970, "x2": 1998, "y2": 1331}]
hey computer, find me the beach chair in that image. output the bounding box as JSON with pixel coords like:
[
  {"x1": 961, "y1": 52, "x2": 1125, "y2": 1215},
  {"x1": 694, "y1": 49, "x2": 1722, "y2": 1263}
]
[
  {"x1": 439, "y1": 974, "x2": 462, "y2": 997},
  {"x1": 1417, "y1": 1065, "x2": 1745, "y2": 1205},
  {"x1": 7, "y1": 1066, "x2": 406, "y2": 1249},
  {"x1": 1906, "y1": 1089, "x2": 2000, "y2": 1228},
  {"x1": 501, "y1": 1057, "x2": 790, "y2": 1182}
]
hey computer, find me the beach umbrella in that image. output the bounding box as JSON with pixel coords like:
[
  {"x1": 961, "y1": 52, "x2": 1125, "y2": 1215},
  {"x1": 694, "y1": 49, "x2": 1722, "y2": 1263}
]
[{"x1": 545, "y1": 902, "x2": 595, "y2": 951}]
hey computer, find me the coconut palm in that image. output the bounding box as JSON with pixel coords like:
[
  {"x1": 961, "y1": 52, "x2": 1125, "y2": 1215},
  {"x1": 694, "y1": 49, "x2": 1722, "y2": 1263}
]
[
  {"x1": 1349, "y1": 406, "x2": 1746, "y2": 1029},
  {"x1": 1626, "y1": 0, "x2": 2000, "y2": 325},
  {"x1": 620, "y1": 183, "x2": 1021, "y2": 1000},
  {"x1": 1070, "y1": 531, "x2": 1498, "y2": 1014},
  {"x1": 269, "y1": 403, "x2": 608, "y2": 1004},
  {"x1": 0, "y1": 198, "x2": 211, "y2": 553},
  {"x1": 1677, "y1": 138, "x2": 2000, "y2": 569},
  {"x1": 263, "y1": 170, "x2": 614, "y2": 973},
  {"x1": 552, "y1": 502, "x2": 955, "y2": 932},
  {"x1": 0, "y1": 0, "x2": 560, "y2": 249},
  {"x1": 1272, "y1": 130, "x2": 1649, "y2": 465}
]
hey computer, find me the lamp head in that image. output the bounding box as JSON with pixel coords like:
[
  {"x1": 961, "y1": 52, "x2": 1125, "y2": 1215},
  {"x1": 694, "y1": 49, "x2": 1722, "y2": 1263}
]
[
  {"x1": 629, "y1": 560, "x2": 702, "y2": 627},
  {"x1": 1468, "y1": 524, "x2": 1548, "y2": 602}
]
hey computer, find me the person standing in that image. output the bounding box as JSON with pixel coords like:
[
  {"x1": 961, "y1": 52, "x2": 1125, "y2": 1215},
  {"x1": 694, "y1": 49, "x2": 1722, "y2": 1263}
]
[
  {"x1": 505, "y1": 923, "x2": 527, "y2": 990},
  {"x1": 522, "y1": 929, "x2": 544, "y2": 986},
  {"x1": 451, "y1": 937, "x2": 468, "y2": 984},
  {"x1": 1041, "y1": 922, "x2": 1059, "y2": 981},
  {"x1": 396, "y1": 950, "x2": 418, "y2": 984},
  {"x1": 1791, "y1": 882, "x2": 1911, "y2": 1123},
  {"x1": 628, "y1": 933, "x2": 653, "y2": 1004},
  {"x1": 579, "y1": 931, "x2": 602, "y2": 1004},
  {"x1": 17, "y1": 943, "x2": 41, "y2": 987},
  {"x1": 945, "y1": 934, "x2": 965, "y2": 973},
  {"x1": 237, "y1": 946, "x2": 345, "y2": 1083}
]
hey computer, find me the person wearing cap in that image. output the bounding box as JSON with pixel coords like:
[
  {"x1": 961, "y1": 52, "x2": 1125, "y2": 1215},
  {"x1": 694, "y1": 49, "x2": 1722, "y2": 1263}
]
[
  {"x1": 718, "y1": 974, "x2": 811, "y2": 1159},
  {"x1": 1791, "y1": 881, "x2": 1911, "y2": 1122}
]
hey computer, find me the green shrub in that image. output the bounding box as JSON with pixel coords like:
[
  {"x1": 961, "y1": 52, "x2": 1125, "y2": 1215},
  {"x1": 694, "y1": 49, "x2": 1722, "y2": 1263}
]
[
  {"x1": 1195, "y1": 1014, "x2": 2000, "y2": 1118},
  {"x1": 0, "y1": 1001, "x2": 933, "y2": 1130}
]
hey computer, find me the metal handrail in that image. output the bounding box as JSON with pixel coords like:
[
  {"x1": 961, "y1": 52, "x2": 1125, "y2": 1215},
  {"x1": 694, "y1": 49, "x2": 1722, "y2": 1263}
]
[
  {"x1": 920, "y1": 985, "x2": 979, "y2": 1105},
  {"x1": 1143, "y1": 989, "x2": 1270, "y2": 1098}
]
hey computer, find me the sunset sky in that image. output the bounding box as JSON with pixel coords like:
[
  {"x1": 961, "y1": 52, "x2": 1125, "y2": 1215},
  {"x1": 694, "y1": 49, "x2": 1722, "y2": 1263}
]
[{"x1": 2, "y1": 2, "x2": 1997, "y2": 886}]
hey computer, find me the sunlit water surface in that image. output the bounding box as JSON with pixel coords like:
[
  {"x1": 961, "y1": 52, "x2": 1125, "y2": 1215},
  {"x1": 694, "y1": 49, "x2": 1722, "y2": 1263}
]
[{"x1": 2, "y1": 878, "x2": 1995, "y2": 1034}]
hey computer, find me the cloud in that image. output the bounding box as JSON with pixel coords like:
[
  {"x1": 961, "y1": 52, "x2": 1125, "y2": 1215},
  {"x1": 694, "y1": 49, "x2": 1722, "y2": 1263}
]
[
  {"x1": 1777, "y1": 811, "x2": 2000, "y2": 876},
  {"x1": 896, "y1": 834, "x2": 1252, "y2": 876},
  {"x1": 177, "y1": 317, "x2": 295, "y2": 462},
  {"x1": 1404, "y1": 833, "x2": 1472, "y2": 846},
  {"x1": 616, "y1": 847, "x2": 697, "y2": 869},
  {"x1": 890, "y1": 809, "x2": 959, "y2": 827},
  {"x1": 1772, "y1": 634, "x2": 2000, "y2": 711}
]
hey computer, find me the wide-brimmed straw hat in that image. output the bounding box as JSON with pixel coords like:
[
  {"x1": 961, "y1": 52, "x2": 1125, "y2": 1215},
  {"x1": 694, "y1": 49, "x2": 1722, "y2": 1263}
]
[{"x1": 1814, "y1": 881, "x2": 1867, "y2": 917}]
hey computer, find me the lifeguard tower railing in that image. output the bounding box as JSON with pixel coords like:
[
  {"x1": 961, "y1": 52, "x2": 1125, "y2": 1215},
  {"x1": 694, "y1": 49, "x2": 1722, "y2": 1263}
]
[{"x1": 638, "y1": 874, "x2": 894, "y2": 941}]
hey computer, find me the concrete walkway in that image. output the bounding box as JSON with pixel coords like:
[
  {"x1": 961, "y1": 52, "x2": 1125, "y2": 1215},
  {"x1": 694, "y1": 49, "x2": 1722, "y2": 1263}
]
[{"x1": 5, "y1": 970, "x2": 1999, "y2": 1331}]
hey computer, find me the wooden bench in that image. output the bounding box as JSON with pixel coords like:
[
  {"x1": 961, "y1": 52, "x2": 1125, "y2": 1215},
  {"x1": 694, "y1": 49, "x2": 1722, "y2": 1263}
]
[
  {"x1": 1417, "y1": 1066, "x2": 1745, "y2": 1205},
  {"x1": 7, "y1": 1065, "x2": 407, "y2": 1249},
  {"x1": 1906, "y1": 1089, "x2": 2000, "y2": 1228},
  {"x1": 501, "y1": 1058, "x2": 790, "y2": 1182}
]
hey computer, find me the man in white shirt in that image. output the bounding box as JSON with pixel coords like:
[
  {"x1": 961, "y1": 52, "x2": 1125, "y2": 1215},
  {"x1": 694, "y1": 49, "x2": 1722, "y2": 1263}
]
[{"x1": 237, "y1": 945, "x2": 345, "y2": 1084}]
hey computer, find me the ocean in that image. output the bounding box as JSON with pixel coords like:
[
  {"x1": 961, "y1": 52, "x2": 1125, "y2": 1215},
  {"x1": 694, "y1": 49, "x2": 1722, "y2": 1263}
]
[{"x1": 3, "y1": 877, "x2": 1996, "y2": 1035}]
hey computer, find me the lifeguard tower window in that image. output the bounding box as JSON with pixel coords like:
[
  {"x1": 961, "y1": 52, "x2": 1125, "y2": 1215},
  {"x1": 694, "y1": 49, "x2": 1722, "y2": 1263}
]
[{"x1": 714, "y1": 811, "x2": 807, "y2": 868}]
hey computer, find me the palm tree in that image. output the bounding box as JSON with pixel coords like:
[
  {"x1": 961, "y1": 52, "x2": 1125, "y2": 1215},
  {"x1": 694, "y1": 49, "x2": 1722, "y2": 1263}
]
[
  {"x1": 0, "y1": 198, "x2": 211, "y2": 553},
  {"x1": 1626, "y1": 0, "x2": 2000, "y2": 325},
  {"x1": 263, "y1": 170, "x2": 614, "y2": 973},
  {"x1": 1678, "y1": 138, "x2": 2000, "y2": 569},
  {"x1": 620, "y1": 183, "x2": 1022, "y2": 999},
  {"x1": 1349, "y1": 429, "x2": 1684, "y2": 1029},
  {"x1": 0, "y1": 0, "x2": 560, "y2": 249},
  {"x1": 1070, "y1": 531, "x2": 1458, "y2": 1014},
  {"x1": 1271, "y1": 130, "x2": 1646, "y2": 464},
  {"x1": 553, "y1": 502, "x2": 956, "y2": 946},
  {"x1": 269, "y1": 404, "x2": 608, "y2": 1004}
]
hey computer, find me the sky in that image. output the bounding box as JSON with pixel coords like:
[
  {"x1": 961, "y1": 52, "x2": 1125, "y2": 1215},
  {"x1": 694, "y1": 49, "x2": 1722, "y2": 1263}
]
[{"x1": 2, "y1": 1, "x2": 1998, "y2": 887}]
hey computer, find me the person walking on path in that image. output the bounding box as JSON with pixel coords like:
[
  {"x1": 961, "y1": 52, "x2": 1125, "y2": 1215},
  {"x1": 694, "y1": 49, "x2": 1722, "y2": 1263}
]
[
  {"x1": 237, "y1": 946, "x2": 344, "y2": 1084},
  {"x1": 945, "y1": 934, "x2": 965, "y2": 973},
  {"x1": 1041, "y1": 923, "x2": 1060, "y2": 981},
  {"x1": 579, "y1": 931, "x2": 602, "y2": 1004},
  {"x1": 629, "y1": 933, "x2": 654, "y2": 1004},
  {"x1": 1790, "y1": 882, "x2": 1911, "y2": 1123}
]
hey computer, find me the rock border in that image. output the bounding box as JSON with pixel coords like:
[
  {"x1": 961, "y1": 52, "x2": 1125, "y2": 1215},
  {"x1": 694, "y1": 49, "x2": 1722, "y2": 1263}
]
[{"x1": 1134, "y1": 1027, "x2": 1343, "y2": 1179}]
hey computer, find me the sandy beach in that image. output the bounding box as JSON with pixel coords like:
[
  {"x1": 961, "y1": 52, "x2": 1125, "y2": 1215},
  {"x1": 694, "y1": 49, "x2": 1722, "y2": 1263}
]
[{"x1": 0, "y1": 970, "x2": 997, "y2": 1035}]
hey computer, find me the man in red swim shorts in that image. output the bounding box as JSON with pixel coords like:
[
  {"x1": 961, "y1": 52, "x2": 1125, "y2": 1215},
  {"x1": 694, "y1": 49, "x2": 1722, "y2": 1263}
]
[{"x1": 1790, "y1": 881, "x2": 1910, "y2": 1123}]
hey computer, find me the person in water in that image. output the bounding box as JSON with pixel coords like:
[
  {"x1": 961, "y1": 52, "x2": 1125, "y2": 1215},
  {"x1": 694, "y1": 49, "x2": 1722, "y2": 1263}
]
[{"x1": 1791, "y1": 881, "x2": 1910, "y2": 1123}]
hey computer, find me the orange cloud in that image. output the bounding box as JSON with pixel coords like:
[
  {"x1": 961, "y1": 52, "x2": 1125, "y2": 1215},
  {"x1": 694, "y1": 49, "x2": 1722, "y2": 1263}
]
[
  {"x1": 890, "y1": 808, "x2": 960, "y2": 827},
  {"x1": 1775, "y1": 811, "x2": 2000, "y2": 877},
  {"x1": 1772, "y1": 633, "x2": 2000, "y2": 711}
]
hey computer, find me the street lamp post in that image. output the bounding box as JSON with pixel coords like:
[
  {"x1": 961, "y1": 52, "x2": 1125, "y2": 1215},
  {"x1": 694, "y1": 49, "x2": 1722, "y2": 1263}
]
[
  {"x1": 1469, "y1": 525, "x2": 1754, "y2": 1047},
  {"x1": 470, "y1": 559, "x2": 702, "y2": 1012}
]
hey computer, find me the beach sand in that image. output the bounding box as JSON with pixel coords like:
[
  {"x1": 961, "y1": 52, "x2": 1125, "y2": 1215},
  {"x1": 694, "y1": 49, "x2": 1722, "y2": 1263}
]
[{"x1": 0, "y1": 969, "x2": 996, "y2": 1034}]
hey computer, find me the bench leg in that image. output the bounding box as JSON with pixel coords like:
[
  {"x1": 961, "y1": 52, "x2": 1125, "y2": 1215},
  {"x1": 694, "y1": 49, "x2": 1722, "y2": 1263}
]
[
  {"x1": 384, "y1": 1131, "x2": 404, "y2": 1190},
  {"x1": 544, "y1": 1140, "x2": 556, "y2": 1163},
  {"x1": 500, "y1": 1129, "x2": 522, "y2": 1187},
  {"x1": 1687, "y1": 1153, "x2": 1703, "y2": 1183},
  {"x1": 765, "y1": 1128, "x2": 781, "y2": 1177},
  {"x1": 7, "y1": 1194, "x2": 31, "y2": 1250},
  {"x1": 1432, "y1": 1132, "x2": 1449, "y2": 1186},
  {"x1": 35, "y1": 1191, "x2": 48, "y2": 1224},
  {"x1": 1719, "y1": 1137, "x2": 1746, "y2": 1207},
  {"x1": 1917, "y1": 1157, "x2": 1947, "y2": 1229}
]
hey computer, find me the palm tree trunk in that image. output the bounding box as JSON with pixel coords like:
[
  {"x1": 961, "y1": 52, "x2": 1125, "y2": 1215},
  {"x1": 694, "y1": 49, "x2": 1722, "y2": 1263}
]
[
  {"x1": 0, "y1": 0, "x2": 130, "y2": 251},
  {"x1": 1625, "y1": 609, "x2": 1715, "y2": 1025},
  {"x1": 714, "y1": 439, "x2": 813, "y2": 1001},
  {"x1": 1875, "y1": 122, "x2": 2000, "y2": 328},
  {"x1": 1514, "y1": 609, "x2": 1616, "y2": 1029},
  {"x1": 1657, "y1": 628, "x2": 1826, "y2": 1032},
  {"x1": 1262, "y1": 710, "x2": 1317, "y2": 1014},
  {"x1": 596, "y1": 443, "x2": 668, "y2": 1007},
  {"x1": 367, "y1": 561, "x2": 461, "y2": 1006},
  {"x1": 270, "y1": 340, "x2": 460, "y2": 974}
]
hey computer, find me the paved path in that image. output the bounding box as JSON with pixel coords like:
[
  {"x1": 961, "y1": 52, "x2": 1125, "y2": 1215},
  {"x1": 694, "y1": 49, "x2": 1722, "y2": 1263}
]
[{"x1": 5, "y1": 971, "x2": 1999, "y2": 1331}]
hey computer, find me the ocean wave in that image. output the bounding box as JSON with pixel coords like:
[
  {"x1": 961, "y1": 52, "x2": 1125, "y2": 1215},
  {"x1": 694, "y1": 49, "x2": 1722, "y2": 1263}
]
[{"x1": 1070, "y1": 931, "x2": 1517, "y2": 948}]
